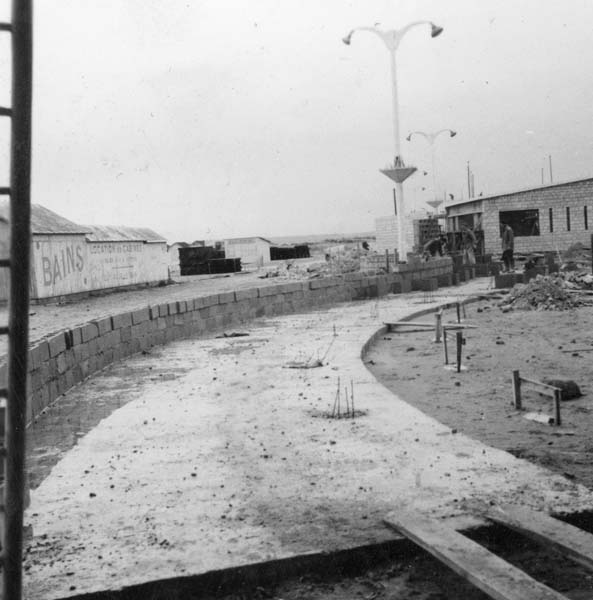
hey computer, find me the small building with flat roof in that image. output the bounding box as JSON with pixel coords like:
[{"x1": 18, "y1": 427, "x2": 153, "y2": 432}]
[{"x1": 444, "y1": 176, "x2": 593, "y2": 256}]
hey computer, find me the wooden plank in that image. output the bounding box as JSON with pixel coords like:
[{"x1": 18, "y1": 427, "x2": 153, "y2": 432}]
[
  {"x1": 523, "y1": 412, "x2": 554, "y2": 425},
  {"x1": 385, "y1": 321, "x2": 435, "y2": 328},
  {"x1": 386, "y1": 321, "x2": 477, "y2": 329},
  {"x1": 520, "y1": 377, "x2": 559, "y2": 395},
  {"x1": 486, "y1": 505, "x2": 593, "y2": 572},
  {"x1": 384, "y1": 513, "x2": 567, "y2": 600}
]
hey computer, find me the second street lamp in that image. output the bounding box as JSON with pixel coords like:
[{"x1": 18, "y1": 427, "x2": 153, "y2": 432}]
[
  {"x1": 343, "y1": 21, "x2": 443, "y2": 261},
  {"x1": 406, "y1": 129, "x2": 457, "y2": 207}
]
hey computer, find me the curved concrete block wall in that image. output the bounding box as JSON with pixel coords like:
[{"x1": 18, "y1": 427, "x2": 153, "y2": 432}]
[{"x1": 15, "y1": 258, "x2": 456, "y2": 425}]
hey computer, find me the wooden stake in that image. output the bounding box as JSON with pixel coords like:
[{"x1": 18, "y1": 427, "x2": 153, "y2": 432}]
[
  {"x1": 351, "y1": 380, "x2": 354, "y2": 418},
  {"x1": 456, "y1": 302, "x2": 461, "y2": 323},
  {"x1": 434, "y1": 311, "x2": 442, "y2": 343},
  {"x1": 553, "y1": 389, "x2": 562, "y2": 426},
  {"x1": 512, "y1": 370, "x2": 522, "y2": 410},
  {"x1": 456, "y1": 331, "x2": 463, "y2": 373},
  {"x1": 443, "y1": 328, "x2": 449, "y2": 365}
]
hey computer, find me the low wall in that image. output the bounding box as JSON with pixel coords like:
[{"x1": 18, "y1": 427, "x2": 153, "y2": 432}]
[{"x1": 5, "y1": 259, "x2": 454, "y2": 426}]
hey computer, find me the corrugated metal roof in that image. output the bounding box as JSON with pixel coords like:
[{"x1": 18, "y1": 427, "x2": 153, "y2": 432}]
[
  {"x1": 84, "y1": 225, "x2": 166, "y2": 243},
  {"x1": 0, "y1": 200, "x2": 89, "y2": 234}
]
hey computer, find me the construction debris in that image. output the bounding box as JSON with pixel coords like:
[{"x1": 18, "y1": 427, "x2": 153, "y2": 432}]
[{"x1": 498, "y1": 274, "x2": 582, "y2": 311}]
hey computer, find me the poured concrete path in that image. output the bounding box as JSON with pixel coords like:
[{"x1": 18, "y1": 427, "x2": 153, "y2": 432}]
[{"x1": 23, "y1": 280, "x2": 593, "y2": 598}]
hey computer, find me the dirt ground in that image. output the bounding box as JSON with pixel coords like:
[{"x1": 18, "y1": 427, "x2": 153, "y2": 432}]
[
  {"x1": 22, "y1": 286, "x2": 593, "y2": 600},
  {"x1": 366, "y1": 301, "x2": 593, "y2": 489}
]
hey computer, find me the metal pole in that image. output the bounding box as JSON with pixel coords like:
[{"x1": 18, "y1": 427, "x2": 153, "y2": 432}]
[
  {"x1": 430, "y1": 142, "x2": 437, "y2": 202},
  {"x1": 4, "y1": 0, "x2": 33, "y2": 597},
  {"x1": 389, "y1": 49, "x2": 406, "y2": 261},
  {"x1": 467, "y1": 161, "x2": 470, "y2": 198},
  {"x1": 549, "y1": 154, "x2": 553, "y2": 183}
]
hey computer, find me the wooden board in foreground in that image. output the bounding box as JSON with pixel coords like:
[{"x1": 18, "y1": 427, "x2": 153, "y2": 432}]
[
  {"x1": 384, "y1": 513, "x2": 567, "y2": 600},
  {"x1": 486, "y1": 504, "x2": 593, "y2": 572}
]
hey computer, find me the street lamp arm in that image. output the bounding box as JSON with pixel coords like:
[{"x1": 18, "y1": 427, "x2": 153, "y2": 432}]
[
  {"x1": 406, "y1": 131, "x2": 431, "y2": 144},
  {"x1": 406, "y1": 128, "x2": 457, "y2": 145},
  {"x1": 343, "y1": 26, "x2": 395, "y2": 51},
  {"x1": 394, "y1": 20, "x2": 435, "y2": 49},
  {"x1": 343, "y1": 20, "x2": 441, "y2": 52}
]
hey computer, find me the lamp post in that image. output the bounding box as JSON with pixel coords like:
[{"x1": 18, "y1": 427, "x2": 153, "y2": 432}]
[
  {"x1": 406, "y1": 129, "x2": 456, "y2": 206},
  {"x1": 343, "y1": 21, "x2": 443, "y2": 261}
]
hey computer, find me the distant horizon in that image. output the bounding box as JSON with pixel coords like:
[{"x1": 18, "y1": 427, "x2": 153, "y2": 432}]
[{"x1": 167, "y1": 230, "x2": 377, "y2": 246}]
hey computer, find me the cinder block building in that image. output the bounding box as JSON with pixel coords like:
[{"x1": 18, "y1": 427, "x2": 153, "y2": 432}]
[{"x1": 445, "y1": 176, "x2": 593, "y2": 255}]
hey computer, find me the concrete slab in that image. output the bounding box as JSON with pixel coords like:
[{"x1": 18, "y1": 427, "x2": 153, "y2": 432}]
[{"x1": 23, "y1": 279, "x2": 593, "y2": 599}]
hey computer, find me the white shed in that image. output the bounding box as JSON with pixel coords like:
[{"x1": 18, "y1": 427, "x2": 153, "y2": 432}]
[{"x1": 223, "y1": 236, "x2": 272, "y2": 269}]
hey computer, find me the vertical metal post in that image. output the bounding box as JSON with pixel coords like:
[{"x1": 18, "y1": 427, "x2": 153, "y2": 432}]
[
  {"x1": 385, "y1": 249, "x2": 389, "y2": 273},
  {"x1": 443, "y1": 328, "x2": 448, "y2": 364},
  {"x1": 4, "y1": 1, "x2": 33, "y2": 598},
  {"x1": 467, "y1": 161, "x2": 470, "y2": 198},
  {"x1": 590, "y1": 234, "x2": 593, "y2": 275},
  {"x1": 512, "y1": 370, "x2": 522, "y2": 410},
  {"x1": 456, "y1": 302, "x2": 461, "y2": 323}
]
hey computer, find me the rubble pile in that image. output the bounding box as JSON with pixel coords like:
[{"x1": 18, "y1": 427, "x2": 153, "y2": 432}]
[
  {"x1": 259, "y1": 247, "x2": 377, "y2": 281},
  {"x1": 564, "y1": 271, "x2": 593, "y2": 290},
  {"x1": 499, "y1": 274, "x2": 580, "y2": 311}
]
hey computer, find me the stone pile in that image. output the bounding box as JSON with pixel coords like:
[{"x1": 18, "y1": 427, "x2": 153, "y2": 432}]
[{"x1": 499, "y1": 274, "x2": 579, "y2": 311}]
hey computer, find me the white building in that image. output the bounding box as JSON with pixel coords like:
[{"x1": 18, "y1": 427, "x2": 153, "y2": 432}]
[{"x1": 223, "y1": 236, "x2": 272, "y2": 269}]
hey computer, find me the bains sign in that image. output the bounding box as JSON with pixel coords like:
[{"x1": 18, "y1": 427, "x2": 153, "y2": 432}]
[
  {"x1": 41, "y1": 243, "x2": 85, "y2": 286},
  {"x1": 32, "y1": 237, "x2": 91, "y2": 298}
]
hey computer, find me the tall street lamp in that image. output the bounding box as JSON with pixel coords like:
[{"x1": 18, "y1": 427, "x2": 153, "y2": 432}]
[
  {"x1": 406, "y1": 129, "x2": 456, "y2": 206},
  {"x1": 343, "y1": 21, "x2": 443, "y2": 261}
]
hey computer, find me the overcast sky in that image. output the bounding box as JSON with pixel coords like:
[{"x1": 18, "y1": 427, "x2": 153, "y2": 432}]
[{"x1": 1, "y1": 0, "x2": 592, "y2": 242}]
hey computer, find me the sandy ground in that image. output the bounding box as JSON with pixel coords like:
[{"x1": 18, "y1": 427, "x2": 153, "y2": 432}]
[
  {"x1": 21, "y1": 280, "x2": 593, "y2": 599},
  {"x1": 366, "y1": 300, "x2": 593, "y2": 489}
]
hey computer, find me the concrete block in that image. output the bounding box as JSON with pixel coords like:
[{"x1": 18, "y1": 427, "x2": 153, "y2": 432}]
[
  {"x1": 81, "y1": 322, "x2": 99, "y2": 343},
  {"x1": 70, "y1": 327, "x2": 83, "y2": 347},
  {"x1": 131, "y1": 307, "x2": 150, "y2": 324},
  {"x1": 218, "y1": 291, "x2": 235, "y2": 305},
  {"x1": 112, "y1": 312, "x2": 133, "y2": 329},
  {"x1": 158, "y1": 303, "x2": 169, "y2": 317},
  {"x1": 93, "y1": 316, "x2": 113, "y2": 336},
  {"x1": 120, "y1": 326, "x2": 132, "y2": 342},
  {"x1": 168, "y1": 302, "x2": 179, "y2": 315},
  {"x1": 194, "y1": 295, "x2": 219, "y2": 308},
  {"x1": 234, "y1": 288, "x2": 259, "y2": 301},
  {"x1": 176, "y1": 300, "x2": 187, "y2": 313},
  {"x1": 437, "y1": 273, "x2": 453, "y2": 288},
  {"x1": 258, "y1": 285, "x2": 281, "y2": 297},
  {"x1": 495, "y1": 273, "x2": 523, "y2": 288},
  {"x1": 48, "y1": 332, "x2": 67, "y2": 357},
  {"x1": 30, "y1": 341, "x2": 50, "y2": 369}
]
